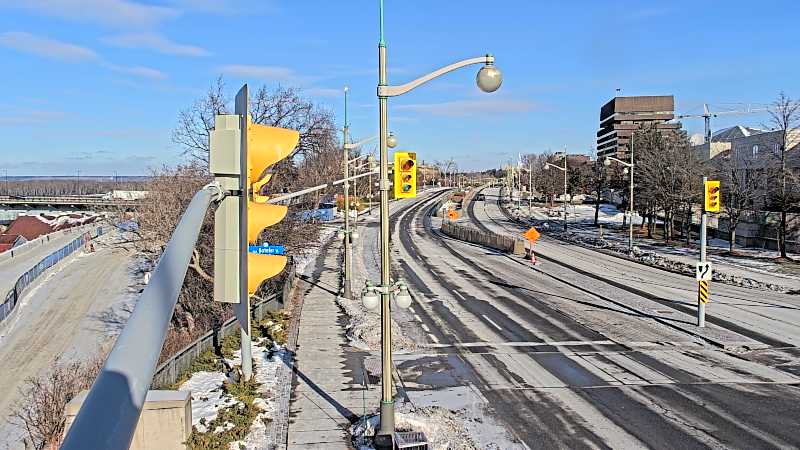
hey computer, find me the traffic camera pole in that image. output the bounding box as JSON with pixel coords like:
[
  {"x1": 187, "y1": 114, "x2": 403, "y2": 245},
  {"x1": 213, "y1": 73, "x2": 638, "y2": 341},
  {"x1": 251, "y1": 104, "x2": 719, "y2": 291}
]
[
  {"x1": 698, "y1": 176, "x2": 707, "y2": 327},
  {"x1": 377, "y1": 12, "x2": 395, "y2": 436},
  {"x1": 343, "y1": 87, "x2": 353, "y2": 300}
]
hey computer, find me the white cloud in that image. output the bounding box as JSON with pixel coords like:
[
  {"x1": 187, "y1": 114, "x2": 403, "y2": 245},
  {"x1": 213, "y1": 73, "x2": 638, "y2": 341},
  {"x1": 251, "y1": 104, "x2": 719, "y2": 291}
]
[
  {"x1": 104, "y1": 32, "x2": 210, "y2": 56},
  {"x1": 105, "y1": 63, "x2": 167, "y2": 80},
  {"x1": 304, "y1": 87, "x2": 342, "y2": 98},
  {"x1": 0, "y1": 0, "x2": 178, "y2": 28},
  {"x1": 218, "y1": 65, "x2": 297, "y2": 81},
  {"x1": 395, "y1": 98, "x2": 535, "y2": 117},
  {"x1": 0, "y1": 31, "x2": 166, "y2": 80},
  {"x1": 0, "y1": 109, "x2": 66, "y2": 126},
  {"x1": 0, "y1": 31, "x2": 98, "y2": 62}
]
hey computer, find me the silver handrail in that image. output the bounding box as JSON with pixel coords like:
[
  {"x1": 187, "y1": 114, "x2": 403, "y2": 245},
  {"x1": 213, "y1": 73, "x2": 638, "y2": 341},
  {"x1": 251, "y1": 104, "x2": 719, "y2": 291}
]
[{"x1": 61, "y1": 183, "x2": 223, "y2": 450}]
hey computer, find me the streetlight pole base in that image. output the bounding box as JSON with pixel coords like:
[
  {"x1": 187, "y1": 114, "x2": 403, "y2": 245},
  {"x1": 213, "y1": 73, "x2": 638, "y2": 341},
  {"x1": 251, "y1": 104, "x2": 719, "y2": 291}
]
[
  {"x1": 378, "y1": 400, "x2": 395, "y2": 437},
  {"x1": 343, "y1": 281, "x2": 353, "y2": 300}
]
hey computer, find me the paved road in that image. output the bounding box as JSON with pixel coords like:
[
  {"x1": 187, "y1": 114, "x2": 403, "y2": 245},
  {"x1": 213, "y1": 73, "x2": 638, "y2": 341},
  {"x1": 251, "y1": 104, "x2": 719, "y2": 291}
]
[
  {"x1": 380, "y1": 187, "x2": 800, "y2": 449},
  {"x1": 0, "y1": 226, "x2": 94, "y2": 298},
  {"x1": 0, "y1": 242, "x2": 133, "y2": 449}
]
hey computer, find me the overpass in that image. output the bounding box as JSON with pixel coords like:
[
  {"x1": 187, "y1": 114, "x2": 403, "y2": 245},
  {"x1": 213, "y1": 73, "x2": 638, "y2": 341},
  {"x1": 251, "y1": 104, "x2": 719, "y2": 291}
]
[{"x1": 0, "y1": 195, "x2": 139, "y2": 210}]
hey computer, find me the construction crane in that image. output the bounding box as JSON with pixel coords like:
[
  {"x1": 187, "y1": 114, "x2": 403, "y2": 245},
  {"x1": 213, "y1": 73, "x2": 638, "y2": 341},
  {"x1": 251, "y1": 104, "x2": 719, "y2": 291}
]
[{"x1": 676, "y1": 103, "x2": 769, "y2": 144}]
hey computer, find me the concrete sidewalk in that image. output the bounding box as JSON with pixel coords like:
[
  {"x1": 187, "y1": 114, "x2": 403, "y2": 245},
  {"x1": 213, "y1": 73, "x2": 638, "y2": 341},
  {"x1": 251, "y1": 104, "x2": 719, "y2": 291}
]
[{"x1": 287, "y1": 241, "x2": 379, "y2": 449}]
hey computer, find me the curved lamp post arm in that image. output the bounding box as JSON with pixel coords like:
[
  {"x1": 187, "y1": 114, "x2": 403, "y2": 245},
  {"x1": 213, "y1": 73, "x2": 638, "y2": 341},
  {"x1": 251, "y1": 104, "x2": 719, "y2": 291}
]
[
  {"x1": 544, "y1": 162, "x2": 566, "y2": 172},
  {"x1": 606, "y1": 156, "x2": 633, "y2": 168},
  {"x1": 378, "y1": 55, "x2": 494, "y2": 97},
  {"x1": 345, "y1": 134, "x2": 379, "y2": 150}
]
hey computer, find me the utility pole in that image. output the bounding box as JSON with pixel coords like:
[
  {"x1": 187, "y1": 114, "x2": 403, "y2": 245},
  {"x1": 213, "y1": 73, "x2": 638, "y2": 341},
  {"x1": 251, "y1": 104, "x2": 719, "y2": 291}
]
[
  {"x1": 342, "y1": 87, "x2": 353, "y2": 300},
  {"x1": 628, "y1": 135, "x2": 635, "y2": 253},
  {"x1": 528, "y1": 160, "x2": 532, "y2": 216}
]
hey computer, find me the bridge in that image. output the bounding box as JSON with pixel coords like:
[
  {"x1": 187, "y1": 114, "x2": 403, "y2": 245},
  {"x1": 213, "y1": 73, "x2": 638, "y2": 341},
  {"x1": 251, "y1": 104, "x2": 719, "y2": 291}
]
[{"x1": 0, "y1": 195, "x2": 140, "y2": 210}]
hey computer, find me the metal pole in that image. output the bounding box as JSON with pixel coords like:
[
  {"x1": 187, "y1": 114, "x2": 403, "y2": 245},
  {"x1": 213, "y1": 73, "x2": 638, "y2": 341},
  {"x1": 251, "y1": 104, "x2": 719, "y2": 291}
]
[
  {"x1": 236, "y1": 86, "x2": 253, "y2": 380},
  {"x1": 61, "y1": 186, "x2": 218, "y2": 450},
  {"x1": 629, "y1": 135, "x2": 634, "y2": 253},
  {"x1": 528, "y1": 163, "x2": 532, "y2": 216},
  {"x1": 377, "y1": 2, "x2": 395, "y2": 434},
  {"x1": 699, "y1": 175, "x2": 707, "y2": 327},
  {"x1": 343, "y1": 88, "x2": 353, "y2": 300},
  {"x1": 563, "y1": 151, "x2": 568, "y2": 231}
]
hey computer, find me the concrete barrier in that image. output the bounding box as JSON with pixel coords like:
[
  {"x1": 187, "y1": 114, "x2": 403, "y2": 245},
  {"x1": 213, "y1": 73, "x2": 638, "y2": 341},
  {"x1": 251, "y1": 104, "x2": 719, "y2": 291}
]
[
  {"x1": 65, "y1": 390, "x2": 191, "y2": 450},
  {"x1": 441, "y1": 220, "x2": 525, "y2": 256}
]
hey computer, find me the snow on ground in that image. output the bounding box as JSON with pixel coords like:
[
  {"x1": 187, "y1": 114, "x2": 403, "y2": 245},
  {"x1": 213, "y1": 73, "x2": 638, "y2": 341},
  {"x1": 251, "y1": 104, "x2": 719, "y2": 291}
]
[
  {"x1": 179, "y1": 371, "x2": 234, "y2": 433},
  {"x1": 177, "y1": 338, "x2": 289, "y2": 447},
  {"x1": 228, "y1": 340, "x2": 290, "y2": 449},
  {"x1": 351, "y1": 403, "x2": 524, "y2": 450},
  {"x1": 508, "y1": 203, "x2": 800, "y2": 291},
  {"x1": 294, "y1": 225, "x2": 338, "y2": 276}
]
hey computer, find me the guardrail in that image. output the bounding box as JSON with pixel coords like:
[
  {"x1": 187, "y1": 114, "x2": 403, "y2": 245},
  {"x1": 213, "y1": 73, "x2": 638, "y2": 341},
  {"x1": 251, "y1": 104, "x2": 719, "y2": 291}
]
[
  {"x1": 0, "y1": 195, "x2": 139, "y2": 207},
  {"x1": 0, "y1": 226, "x2": 104, "y2": 325},
  {"x1": 441, "y1": 219, "x2": 525, "y2": 255},
  {"x1": 152, "y1": 261, "x2": 297, "y2": 388},
  {"x1": 61, "y1": 184, "x2": 222, "y2": 450}
]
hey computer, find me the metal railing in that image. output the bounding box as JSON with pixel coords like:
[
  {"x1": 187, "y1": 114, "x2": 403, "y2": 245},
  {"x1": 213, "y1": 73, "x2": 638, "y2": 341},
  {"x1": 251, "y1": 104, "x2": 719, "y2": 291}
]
[
  {"x1": 61, "y1": 184, "x2": 222, "y2": 450},
  {"x1": 0, "y1": 226, "x2": 104, "y2": 324}
]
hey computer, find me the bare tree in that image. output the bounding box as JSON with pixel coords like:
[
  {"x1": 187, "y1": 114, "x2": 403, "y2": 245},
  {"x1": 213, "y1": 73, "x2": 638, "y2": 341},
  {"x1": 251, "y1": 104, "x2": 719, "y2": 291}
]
[
  {"x1": 9, "y1": 354, "x2": 105, "y2": 450},
  {"x1": 712, "y1": 147, "x2": 761, "y2": 253},
  {"x1": 172, "y1": 76, "x2": 228, "y2": 165},
  {"x1": 766, "y1": 91, "x2": 800, "y2": 258}
]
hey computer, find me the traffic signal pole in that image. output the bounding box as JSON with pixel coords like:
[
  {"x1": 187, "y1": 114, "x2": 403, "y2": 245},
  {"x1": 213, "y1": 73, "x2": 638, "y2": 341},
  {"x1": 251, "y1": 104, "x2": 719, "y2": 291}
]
[
  {"x1": 235, "y1": 86, "x2": 254, "y2": 379},
  {"x1": 698, "y1": 176, "x2": 708, "y2": 327}
]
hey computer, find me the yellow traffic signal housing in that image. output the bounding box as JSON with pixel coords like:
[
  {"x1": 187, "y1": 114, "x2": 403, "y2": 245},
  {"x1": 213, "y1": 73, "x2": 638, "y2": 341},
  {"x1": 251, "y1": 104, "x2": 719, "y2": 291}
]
[
  {"x1": 245, "y1": 118, "x2": 299, "y2": 295},
  {"x1": 393, "y1": 151, "x2": 417, "y2": 198},
  {"x1": 704, "y1": 180, "x2": 721, "y2": 213}
]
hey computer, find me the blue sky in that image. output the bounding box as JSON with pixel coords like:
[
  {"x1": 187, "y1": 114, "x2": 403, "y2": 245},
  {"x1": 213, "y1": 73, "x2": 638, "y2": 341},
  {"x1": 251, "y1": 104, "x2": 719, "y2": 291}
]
[{"x1": 0, "y1": 0, "x2": 797, "y2": 175}]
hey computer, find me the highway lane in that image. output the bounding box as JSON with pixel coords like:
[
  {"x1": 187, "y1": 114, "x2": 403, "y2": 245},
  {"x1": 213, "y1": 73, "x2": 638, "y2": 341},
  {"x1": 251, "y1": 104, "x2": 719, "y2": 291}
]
[
  {"x1": 0, "y1": 241, "x2": 134, "y2": 450},
  {"x1": 471, "y1": 188, "x2": 800, "y2": 371},
  {"x1": 0, "y1": 226, "x2": 96, "y2": 299},
  {"x1": 386, "y1": 190, "x2": 800, "y2": 449}
]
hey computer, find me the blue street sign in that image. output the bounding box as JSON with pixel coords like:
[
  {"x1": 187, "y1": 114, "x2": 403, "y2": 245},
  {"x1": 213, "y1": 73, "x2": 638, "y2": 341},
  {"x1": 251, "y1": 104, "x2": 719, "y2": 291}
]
[{"x1": 248, "y1": 245, "x2": 286, "y2": 255}]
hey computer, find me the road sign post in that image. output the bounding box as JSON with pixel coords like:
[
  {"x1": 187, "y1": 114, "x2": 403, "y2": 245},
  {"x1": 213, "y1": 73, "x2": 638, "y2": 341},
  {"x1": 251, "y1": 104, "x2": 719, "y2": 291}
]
[{"x1": 698, "y1": 177, "x2": 720, "y2": 327}]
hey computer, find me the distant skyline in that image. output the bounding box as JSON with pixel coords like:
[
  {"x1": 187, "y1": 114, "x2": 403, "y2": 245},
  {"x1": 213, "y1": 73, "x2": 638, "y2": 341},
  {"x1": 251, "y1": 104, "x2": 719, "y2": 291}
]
[{"x1": 0, "y1": 0, "x2": 797, "y2": 175}]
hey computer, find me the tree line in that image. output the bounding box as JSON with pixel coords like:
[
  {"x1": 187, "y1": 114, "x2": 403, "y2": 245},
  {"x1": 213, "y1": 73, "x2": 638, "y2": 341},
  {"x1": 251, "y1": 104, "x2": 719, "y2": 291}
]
[{"x1": 520, "y1": 91, "x2": 800, "y2": 257}]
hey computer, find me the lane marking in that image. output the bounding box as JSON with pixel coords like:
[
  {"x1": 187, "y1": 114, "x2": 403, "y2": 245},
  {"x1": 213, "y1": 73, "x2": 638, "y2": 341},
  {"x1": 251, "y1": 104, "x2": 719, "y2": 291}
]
[
  {"x1": 421, "y1": 323, "x2": 431, "y2": 333},
  {"x1": 482, "y1": 314, "x2": 503, "y2": 332},
  {"x1": 414, "y1": 314, "x2": 422, "y2": 322},
  {"x1": 419, "y1": 340, "x2": 619, "y2": 348},
  {"x1": 427, "y1": 333, "x2": 440, "y2": 343},
  {"x1": 453, "y1": 291, "x2": 466, "y2": 301}
]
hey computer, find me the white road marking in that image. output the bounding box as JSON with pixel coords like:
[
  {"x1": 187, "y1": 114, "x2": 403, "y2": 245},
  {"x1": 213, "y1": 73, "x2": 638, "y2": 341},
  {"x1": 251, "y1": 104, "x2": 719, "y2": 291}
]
[
  {"x1": 414, "y1": 314, "x2": 422, "y2": 322},
  {"x1": 482, "y1": 314, "x2": 503, "y2": 331},
  {"x1": 453, "y1": 291, "x2": 466, "y2": 301},
  {"x1": 419, "y1": 340, "x2": 619, "y2": 348},
  {"x1": 427, "y1": 333, "x2": 440, "y2": 343},
  {"x1": 421, "y1": 323, "x2": 431, "y2": 333}
]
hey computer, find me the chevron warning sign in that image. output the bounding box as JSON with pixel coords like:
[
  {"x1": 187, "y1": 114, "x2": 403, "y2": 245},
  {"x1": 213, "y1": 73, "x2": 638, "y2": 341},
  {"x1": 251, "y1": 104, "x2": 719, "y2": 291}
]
[{"x1": 698, "y1": 280, "x2": 709, "y2": 304}]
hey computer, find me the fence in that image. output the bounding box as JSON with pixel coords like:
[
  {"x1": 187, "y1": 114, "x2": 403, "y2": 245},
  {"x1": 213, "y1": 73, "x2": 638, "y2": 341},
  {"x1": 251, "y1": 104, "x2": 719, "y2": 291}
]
[
  {"x1": 0, "y1": 226, "x2": 104, "y2": 324},
  {"x1": 441, "y1": 220, "x2": 525, "y2": 255},
  {"x1": 152, "y1": 261, "x2": 298, "y2": 388}
]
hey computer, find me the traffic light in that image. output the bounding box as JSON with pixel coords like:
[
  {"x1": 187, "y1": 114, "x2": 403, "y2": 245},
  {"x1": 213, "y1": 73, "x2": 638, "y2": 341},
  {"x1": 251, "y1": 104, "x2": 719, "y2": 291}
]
[
  {"x1": 209, "y1": 114, "x2": 298, "y2": 303},
  {"x1": 704, "y1": 180, "x2": 721, "y2": 212},
  {"x1": 245, "y1": 117, "x2": 299, "y2": 295},
  {"x1": 393, "y1": 151, "x2": 417, "y2": 198}
]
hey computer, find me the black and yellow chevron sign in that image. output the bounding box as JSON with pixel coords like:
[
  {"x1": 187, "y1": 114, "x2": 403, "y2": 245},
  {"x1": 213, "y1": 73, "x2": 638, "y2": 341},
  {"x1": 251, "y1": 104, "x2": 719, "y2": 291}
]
[{"x1": 698, "y1": 280, "x2": 709, "y2": 304}]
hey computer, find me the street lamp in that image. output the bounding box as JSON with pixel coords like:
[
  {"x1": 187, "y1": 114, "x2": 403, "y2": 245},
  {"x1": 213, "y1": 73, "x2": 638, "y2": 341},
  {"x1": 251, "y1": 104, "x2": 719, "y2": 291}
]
[
  {"x1": 372, "y1": 0, "x2": 502, "y2": 438},
  {"x1": 342, "y1": 86, "x2": 397, "y2": 300},
  {"x1": 544, "y1": 149, "x2": 568, "y2": 231},
  {"x1": 604, "y1": 149, "x2": 635, "y2": 254}
]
